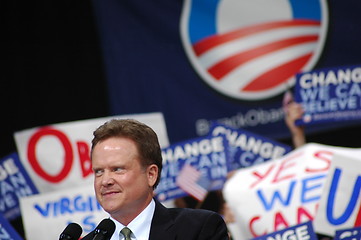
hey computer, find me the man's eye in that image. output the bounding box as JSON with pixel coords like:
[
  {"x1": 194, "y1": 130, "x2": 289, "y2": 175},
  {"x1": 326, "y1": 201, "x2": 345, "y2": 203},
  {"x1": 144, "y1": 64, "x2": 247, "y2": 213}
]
[
  {"x1": 94, "y1": 169, "x2": 103, "y2": 176},
  {"x1": 114, "y1": 167, "x2": 123, "y2": 172}
]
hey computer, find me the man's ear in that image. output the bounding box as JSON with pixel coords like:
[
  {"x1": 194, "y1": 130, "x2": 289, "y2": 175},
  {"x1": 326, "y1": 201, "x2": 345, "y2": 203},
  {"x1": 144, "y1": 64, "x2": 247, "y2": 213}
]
[{"x1": 147, "y1": 164, "x2": 158, "y2": 187}]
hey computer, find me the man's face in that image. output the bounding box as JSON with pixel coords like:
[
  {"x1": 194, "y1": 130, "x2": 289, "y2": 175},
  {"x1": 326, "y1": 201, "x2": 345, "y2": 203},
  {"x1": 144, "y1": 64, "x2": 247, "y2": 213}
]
[{"x1": 91, "y1": 137, "x2": 157, "y2": 219}]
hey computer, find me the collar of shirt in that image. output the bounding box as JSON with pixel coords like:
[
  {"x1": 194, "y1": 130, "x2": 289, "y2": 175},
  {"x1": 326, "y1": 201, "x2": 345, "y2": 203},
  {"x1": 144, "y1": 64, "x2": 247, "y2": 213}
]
[{"x1": 110, "y1": 199, "x2": 155, "y2": 240}]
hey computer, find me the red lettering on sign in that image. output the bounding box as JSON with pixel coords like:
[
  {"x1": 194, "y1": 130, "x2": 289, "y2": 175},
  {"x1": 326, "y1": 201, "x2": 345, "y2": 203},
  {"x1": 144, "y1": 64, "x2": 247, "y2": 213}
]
[
  {"x1": 274, "y1": 211, "x2": 289, "y2": 231},
  {"x1": 297, "y1": 206, "x2": 314, "y2": 223},
  {"x1": 248, "y1": 205, "x2": 317, "y2": 237},
  {"x1": 250, "y1": 164, "x2": 275, "y2": 189},
  {"x1": 354, "y1": 202, "x2": 361, "y2": 226},
  {"x1": 77, "y1": 141, "x2": 93, "y2": 177},
  {"x1": 305, "y1": 150, "x2": 332, "y2": 173},
  {"x1": 249, "y1": 216, "x2": 267, "y2": 237},
  {"x1": 27, "y1": 127, "x2": 73, "y2": 183},
  {"x1": 272, "y1": 152, "x2": 302, "y2": 184}
]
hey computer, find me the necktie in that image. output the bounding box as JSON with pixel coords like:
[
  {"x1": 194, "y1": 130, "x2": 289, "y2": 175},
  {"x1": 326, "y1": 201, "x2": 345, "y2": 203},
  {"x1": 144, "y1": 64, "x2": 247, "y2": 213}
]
[{"x1": 120, "y1": 227, "x2": 132, "y2": 240}]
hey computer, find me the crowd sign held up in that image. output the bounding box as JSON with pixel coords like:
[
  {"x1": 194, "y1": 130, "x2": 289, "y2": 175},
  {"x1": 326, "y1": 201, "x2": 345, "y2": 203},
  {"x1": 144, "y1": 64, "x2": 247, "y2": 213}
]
[
  {"x1": 155, "y1": 135, "x2": 229, "y2": 202},
  {"x1": 0, "y1": 214, "x2": 23, "y2": 240},
  {"x1": 251, "y1": 221, "x2": 317, "y2": 240},
  {"x1": 294, "y1": 65, "x2": 361, "y2": 126},
  {"x1": 223, "y1": 143, "x2": 361, "y2": 240},
  {"x1": 334, "y1": 226, "x2": 361, "y2": 240},
  {"x1": 20, "y1": 184, "x2": 108, "y2": 240},
  {"x1": 313, "y1": 154, "x2": 361, "y2": 237},
  {"x1": 0, "y1": 153, "x2": 38, "y2": 221},
  {"x1": 209, "y1": 122, "x2": 292, "y2": 170},
  {"x1": 13, "y1": 113, "x2": 169, "y2": 193}
]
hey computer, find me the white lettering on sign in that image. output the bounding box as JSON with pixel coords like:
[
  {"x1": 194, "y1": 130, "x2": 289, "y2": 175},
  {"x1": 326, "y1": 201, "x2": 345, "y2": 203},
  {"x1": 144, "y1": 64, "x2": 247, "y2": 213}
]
[{"x1": 300, "y1": 67, "x2": 361, "y2": 89}]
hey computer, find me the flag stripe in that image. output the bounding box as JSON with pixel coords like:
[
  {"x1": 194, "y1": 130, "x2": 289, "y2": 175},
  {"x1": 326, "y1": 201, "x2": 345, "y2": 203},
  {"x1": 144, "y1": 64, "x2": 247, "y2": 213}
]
[
  {"x1": 176, "y1": 164, "x2": 208, "y2": 201},
  {"x1": 242, "y1": 53, "x2": 313, "y2": 91},
  {"x1": 208, "y1": 35, "x2": 318, "y2": 80},
  {"x1": 193, "y1": 19, "x2": 320, "y2": 56},
  {"x1": 198, "y1": 25, "x2": 319, "y2": 69}
]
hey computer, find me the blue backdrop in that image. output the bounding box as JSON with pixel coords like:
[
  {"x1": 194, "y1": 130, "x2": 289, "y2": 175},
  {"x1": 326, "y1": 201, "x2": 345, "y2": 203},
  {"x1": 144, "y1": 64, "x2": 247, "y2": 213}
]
[{"x1": 92, "y1": 0, "x2": 361, "y2": 144}]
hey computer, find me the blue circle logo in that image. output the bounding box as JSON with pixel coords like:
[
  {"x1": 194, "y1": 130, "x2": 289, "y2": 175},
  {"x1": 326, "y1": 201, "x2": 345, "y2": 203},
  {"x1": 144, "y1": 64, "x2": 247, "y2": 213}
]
[{"x1": 180, "y1": 0, "x2": 328, "y2": 100}]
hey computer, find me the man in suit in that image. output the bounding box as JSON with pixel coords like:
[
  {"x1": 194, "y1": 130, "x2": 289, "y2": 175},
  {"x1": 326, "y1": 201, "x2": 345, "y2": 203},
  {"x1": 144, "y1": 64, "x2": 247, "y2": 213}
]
[{"x1": 83, "y1": 119, "x2": 229, "y2": 240}]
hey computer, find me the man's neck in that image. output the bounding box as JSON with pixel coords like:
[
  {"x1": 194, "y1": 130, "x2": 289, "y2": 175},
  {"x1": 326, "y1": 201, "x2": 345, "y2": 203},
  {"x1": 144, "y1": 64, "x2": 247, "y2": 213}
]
[{"x1": 111, "y1": 196, "x2": 153, "y2": 226}]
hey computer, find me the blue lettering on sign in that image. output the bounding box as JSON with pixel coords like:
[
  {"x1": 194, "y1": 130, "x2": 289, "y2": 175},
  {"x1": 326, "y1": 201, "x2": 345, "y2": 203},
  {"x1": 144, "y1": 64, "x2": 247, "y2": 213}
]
[
  {"x1": 34, "y1": 202, "x2": 50, "y2": 217},
  {"x1": 301, "y1": 174, "x2": 326, "y2": 203},
  {"x1": 257, "y1": 181, "x2": 296, "y2": 211},
  {"x1": 327, "y1": 168, "x2": 361, "y2": 225},
  {"x1": 257, "y1": 174, "x2": 325, "y2": 211},
  {"x1": 80, "y1": 215, "x2": 97, "y2": 233},
  {"x1": 34, "y1": 195, "x2": 102, "y2": 217}
]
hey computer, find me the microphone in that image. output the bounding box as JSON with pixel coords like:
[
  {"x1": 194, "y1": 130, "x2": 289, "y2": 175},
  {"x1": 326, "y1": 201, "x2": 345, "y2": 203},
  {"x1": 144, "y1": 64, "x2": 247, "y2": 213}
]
[
  {"x1": 92, "y1": 219, "x2": 116, "y2": 240},
  {"x1": 59, "y1": 222, "x2": 83, "y2": 240}
]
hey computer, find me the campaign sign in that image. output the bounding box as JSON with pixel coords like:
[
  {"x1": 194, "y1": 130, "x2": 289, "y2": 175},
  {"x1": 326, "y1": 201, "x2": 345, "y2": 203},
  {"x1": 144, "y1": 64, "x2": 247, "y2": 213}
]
[
  {"x1": 209, "y1": 122, "x2": 292, "y2": 170},
  {"x1": 252, "y1": 221, "x2": 317, "y2": 240},
  {"x1": 223, "y1": 143, "x2": 361, "y2": 240},
  {"x1": 334, "y1": 226, "x2": 361, "y2": 240},
  {"x1": 0, "y1": 152, "x2": 38, "y2": 221},
  {"x1": 20, "y1": 184, "x2": 108, "y2": 240},
  {"x1": 155, "y1": 135, "x2": 229, "y2": 202},
  {"x1": 14, "y1": 112, "x2": 169, "y2": 193},
  {"x1": 313, "y1": 154, "x2": 361, "y2": 237},
  {"x1": 0, "y1": 214, "x2": 23, "y2": 240},
  {"x1": 294, "y1": 65, "x2": 361, "y2": 125}
]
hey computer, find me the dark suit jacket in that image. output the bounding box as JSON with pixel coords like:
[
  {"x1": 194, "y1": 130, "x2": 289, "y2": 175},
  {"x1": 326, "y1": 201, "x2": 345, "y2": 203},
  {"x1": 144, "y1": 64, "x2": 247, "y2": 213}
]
[
  {"x1": 81, "y1": 199, "x2": 229, "y2": 240},
  {"x1": 149, "y1": 199, "x2": 229, "y2": 240}
]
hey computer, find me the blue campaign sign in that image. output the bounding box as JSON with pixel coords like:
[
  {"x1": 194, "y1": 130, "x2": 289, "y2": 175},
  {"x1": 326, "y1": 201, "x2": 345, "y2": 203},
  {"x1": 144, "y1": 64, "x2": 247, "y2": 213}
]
[
  {"x1": 155, "y1": 135, "x2": 229, "y2": 202},
  {"x1": 294, "y1": 65, "x2": 361, "y2": 126},
  {"x1": 0, "y1": 153, "x2": 38, "y2": 220},
  {"x1": 252, "y1": 221, "x2": 317, "y2": 240},
  {"x1": 0, "y1": 214, "x2": 23, "y2": 240},
  {"x1": 209, "y1": 122, "x2": 292, "y2": 170},
  {"x1": 334, "y1": 226, "x2": 361, "y2": 240}
]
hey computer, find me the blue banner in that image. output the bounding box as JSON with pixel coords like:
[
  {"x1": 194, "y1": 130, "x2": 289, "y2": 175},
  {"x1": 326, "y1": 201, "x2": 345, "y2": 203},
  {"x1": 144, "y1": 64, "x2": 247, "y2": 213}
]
[
  {"x1": 335, "y1": 226, "x2": 361, "y2": 240},
  {"x1": 294, "y1": 65, "x2": 361, "y2": 126},
  {"x1": 0, "y1": 214, "x2": 23, "y2": 240},
  {"x1": 209, "y1": 122, "x2": 292, "y2": 170},
  {"x1": 251, "y1": 221, "x2": 317, "y2": 240},
  {"x1": 0, "y1": 153, "x2": 38, "y2": 220},
  {"x1": 92, "y1": 0, "x2": 361, "y2": 144},
  {"x1": 155, "y1": 135, "x2": 229, "y2": 202}
]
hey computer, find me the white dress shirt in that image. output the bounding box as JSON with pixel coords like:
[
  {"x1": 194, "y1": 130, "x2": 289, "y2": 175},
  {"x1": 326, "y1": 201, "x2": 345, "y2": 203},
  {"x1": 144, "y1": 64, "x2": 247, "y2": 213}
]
[{"x1": 110, "y1": 199, "x2": 155, "y2": 240}]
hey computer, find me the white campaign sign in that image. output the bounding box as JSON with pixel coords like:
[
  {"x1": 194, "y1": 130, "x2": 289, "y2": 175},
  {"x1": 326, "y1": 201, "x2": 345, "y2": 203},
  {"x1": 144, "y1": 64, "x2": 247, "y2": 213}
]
[
  {"x1": 14, "y1": 112, "x2": 169, "y2": 193},
  {"x1": 223, "y1": 143, "x2": 361, "y2": 240},
  {"x1": 313, "y1": 153, "x2": 361, "y2": 237},
  {"x1": 20, "y1": 184, "x2": 108, "y2": 240}
]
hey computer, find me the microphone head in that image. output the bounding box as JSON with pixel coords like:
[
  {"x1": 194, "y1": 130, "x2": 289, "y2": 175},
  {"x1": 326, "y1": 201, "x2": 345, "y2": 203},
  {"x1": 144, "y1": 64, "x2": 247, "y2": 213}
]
[
  {"x1": 59, "y1": 222, "x2": 82, "y2": 240},
  {"x1": 94, "y1": 219, "x2": 116, "y2": 238}
]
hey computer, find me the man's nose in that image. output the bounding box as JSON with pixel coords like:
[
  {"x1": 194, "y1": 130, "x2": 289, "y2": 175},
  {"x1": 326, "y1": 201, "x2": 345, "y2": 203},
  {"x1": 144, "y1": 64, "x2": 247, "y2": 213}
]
[{"x1": 102, "y1": 171, "x2": 115, "y2": 186}]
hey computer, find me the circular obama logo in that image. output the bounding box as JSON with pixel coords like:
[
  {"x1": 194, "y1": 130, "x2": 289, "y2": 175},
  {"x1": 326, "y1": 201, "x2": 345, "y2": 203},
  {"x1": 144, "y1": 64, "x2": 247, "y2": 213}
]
[{"x1": 180, "y1": 0, "x2": 328, "y2": 101}]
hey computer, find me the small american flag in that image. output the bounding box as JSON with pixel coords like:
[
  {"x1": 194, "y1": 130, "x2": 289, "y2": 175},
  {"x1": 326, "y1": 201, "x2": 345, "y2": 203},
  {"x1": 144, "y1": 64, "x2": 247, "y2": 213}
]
[{"x1": 176, "y1": 164, "x2": 210, "y2": 201}]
